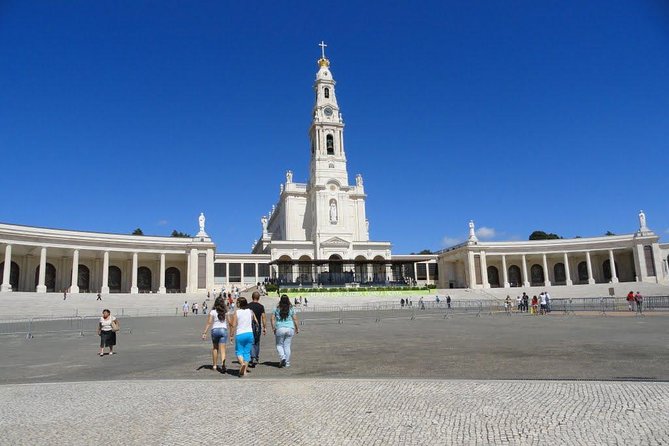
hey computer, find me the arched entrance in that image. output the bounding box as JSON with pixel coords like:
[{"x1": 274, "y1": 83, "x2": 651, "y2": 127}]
[
  {"x1": 35, "y1": 263, "x2": 56, "y2": 292},
  {"x1": 553, "y1": 263, "x2": 566, "y2": 284},
  {"x1": 138, "y1": 266, "x2": 152, "y2": 292},
  {"x1": 165, "y1": 267, "x2": 181, "y2": 292},
  {"x1": 487, "y1": 266, "x2": 500, "y2": 287},
  {"x1": 0, "y1": 261, "x2": 20, "y2": 291},
  {"x1": 77, "y1": 265, "x2": 90, "y2": 292},
  {"x1": 530, "y1": 264, "x2": 544, "y2": 286},
  {"x1": 577, "y1": 262, "x2": 588, "y2": 283},
  {"x1": 508, "y1": 265, "x2": 521, "y2": 287},
  {"x1": 298, "y1": 256, "x2": 312, "y2": 284},
  {"x1": 355, "y1": 256, "x2": 368, "y2": 283},
  {"x1": 109, "y1": 266, "x2": 122, "y2": 293},
  {"x1": 277, "y1": 256, "x2": 293, "y2": 284},
  {"x1": 372, "y1": 256, "x2": 386, "y2": 284}
]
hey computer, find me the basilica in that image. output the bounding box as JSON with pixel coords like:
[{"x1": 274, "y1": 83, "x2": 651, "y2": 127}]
[{"x1": 1, "y1": 47, "x2": 668, "y2": 296}]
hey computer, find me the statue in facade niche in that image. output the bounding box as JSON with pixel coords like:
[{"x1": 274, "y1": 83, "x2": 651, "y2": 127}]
[
  {"x1": 356, "y1": 174, "x2": 363, "y2": 187},
  {"x1": 329, "y1": 200, "x2": 338, "y2": 224},
  {"x1": 286, "y1": 170, "x2": 293, "y2": 183}
]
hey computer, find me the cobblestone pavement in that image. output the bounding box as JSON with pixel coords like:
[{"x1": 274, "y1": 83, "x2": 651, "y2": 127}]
[{"x1": 0, "y1": 379, "x2": 667, "y2": 445}]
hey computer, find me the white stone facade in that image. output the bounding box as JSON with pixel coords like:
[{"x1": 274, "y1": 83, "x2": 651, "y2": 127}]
[{"x1": 252, "y1": 52, "x2": 392, "y2": 272}]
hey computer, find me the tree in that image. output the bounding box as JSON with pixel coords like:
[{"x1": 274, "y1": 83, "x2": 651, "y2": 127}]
[
  {"x1": 529, "y1": 231, "x2": 561, "y2": 241},
  {"x1": 171, "y1": 230, "x2": 191, "y2": 238},
  {"x1": 605, "y1": 231, "x2": 615, "y2": 236},
  {"x1": 418, "y1": 249, "x2": 433, "y2": 255},
  {"x1": 132, "y1": 228, "x2": 144, "y2": 235}
]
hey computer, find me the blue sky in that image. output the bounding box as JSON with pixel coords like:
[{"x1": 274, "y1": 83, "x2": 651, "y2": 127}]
[{"x1": 1, "y1": 1, "x2": 668, "y2": 253}]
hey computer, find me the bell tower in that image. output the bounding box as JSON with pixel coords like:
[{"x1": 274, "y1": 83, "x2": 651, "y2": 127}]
[{"x1": 308, "y1": 41, "x2": 349, "y2": 187}]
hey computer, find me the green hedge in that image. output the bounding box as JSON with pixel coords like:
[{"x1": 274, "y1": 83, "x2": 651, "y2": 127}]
[{"x1": 278, "y1": 286, "x2": 431, "y2": 294}]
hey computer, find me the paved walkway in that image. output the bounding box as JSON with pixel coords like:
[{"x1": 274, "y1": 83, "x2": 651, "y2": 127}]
[
  {"x1": 0, "y1": 379, "x2": 667, "y2": 445},
  {"x1": 1, "y1": 314, "x2": 667, "y2": 444}
]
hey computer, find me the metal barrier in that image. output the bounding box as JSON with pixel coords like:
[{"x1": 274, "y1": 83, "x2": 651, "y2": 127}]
[{"x1": 0, "y1": 316, "x2": 132, "y2": 339}]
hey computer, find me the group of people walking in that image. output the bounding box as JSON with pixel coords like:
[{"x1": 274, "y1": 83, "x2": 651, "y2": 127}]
[{"x1": 201, "y1": 292, "x2": 299, "y2": 376}]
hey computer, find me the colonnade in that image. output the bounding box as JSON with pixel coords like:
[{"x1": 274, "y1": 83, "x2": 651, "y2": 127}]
[
  {"x1": 0, "y1": 243, "x2": 215, "y2": 294},
  {"x1": 465, "y1": 246, "x2": 652, "y2": 289}
]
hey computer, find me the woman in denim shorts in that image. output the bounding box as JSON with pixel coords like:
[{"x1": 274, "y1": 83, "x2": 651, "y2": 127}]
[{"x1": 201, "y1": 297, "x2": 229, "y2": 372}]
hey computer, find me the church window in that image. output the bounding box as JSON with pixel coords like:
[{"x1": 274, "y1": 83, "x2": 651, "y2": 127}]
[
  {"x1": 329, "y1": 163, "x2": 334, "y2": 168},
  {"x1": 324, "y1": 87, "x2": 330, "y2": 98},
  {"x1": 326, "y1": 134, "x2": 334, "y2": 155}
]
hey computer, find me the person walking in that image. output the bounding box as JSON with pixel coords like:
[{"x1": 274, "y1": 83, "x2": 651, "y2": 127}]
[
  {"x1": 97, "y1": 309, "x2": 119, "y2": 356},
  {"x1": 201, "y1": 297, "x2": 229, "y2": 373},
  {"x1": 96, "y1": 292, "x2": 102, "y2": 301},
  {"x1": 182, "y1": 301, "x2": 189, "y2": 317},
  {"x1": 446, "y1": 295, "x2": 451, "y2": 309},
  {"x1": 229, "y1": 297, "x2": 258, "y2": 377},
  {"x1": 271, "y1": 295, "x2": 299, "y2": 368},
  {"x1": 635, "y1": 291, "x2": 643, "y2": 313},
  {"x1": 247, "y1": 291, "x2": 267, "y2": 368},
  {"x1": 531, "y1": 295, "x2": 538, "y2": 315}
]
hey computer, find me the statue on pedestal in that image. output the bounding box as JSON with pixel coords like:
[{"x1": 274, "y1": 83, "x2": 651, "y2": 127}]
[
  {"x1": 356, "y1": 174, "x2": 363, "y2": 187},
  {"x1": 261, "y1": 215, "x2": 268, "y2": 237},
  {"x1": 468, "y1": 220, "x2": 478, "y2": 243},
  {"x1": 197, "y1": 212, "x2": 207, "y2": 236},
  {"x1": 286, "y1": 170, "x2": 293, "y2": 183},
  {"x1": 639, "y1": 210, "x2": 649, "y2": 232}
]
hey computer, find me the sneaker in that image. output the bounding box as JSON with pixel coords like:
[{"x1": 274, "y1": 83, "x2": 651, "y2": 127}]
[
  {"x1": 279, "y1": 359, "x2": 286, "y2": 368},
  {"x1": 285, "y1": 363, "x2": 290, "y2": 368},
  {"x1": 249, "y1": 361, "x2": 256, "y2": 368}
]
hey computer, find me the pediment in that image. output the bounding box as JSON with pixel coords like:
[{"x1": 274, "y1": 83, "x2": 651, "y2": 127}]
[{"x1": 321, "y1": 237, "x2": 350, "y2": 247}]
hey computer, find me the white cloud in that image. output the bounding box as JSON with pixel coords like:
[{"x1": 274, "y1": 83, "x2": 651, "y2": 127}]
[
  {"x1": 476, "y1": 226, "x2": 496, "y2": 239},
  {"x1": 157, "y1": 219, "x2": 168, "y2": 226},
  {"x1": 442, "y1": 236, "x2": 463, "y2": 247}
]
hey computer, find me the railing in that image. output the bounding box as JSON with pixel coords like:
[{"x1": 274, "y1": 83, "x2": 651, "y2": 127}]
[{"x1": 0, "y1": 316, "x2": 132, "y2": 339}]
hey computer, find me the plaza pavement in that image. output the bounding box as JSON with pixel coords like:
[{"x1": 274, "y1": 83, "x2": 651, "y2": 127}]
[{"x1": 0, "y1": 312, "x2": 667, "y2": 445}]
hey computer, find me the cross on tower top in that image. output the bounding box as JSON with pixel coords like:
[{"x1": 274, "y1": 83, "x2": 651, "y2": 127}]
[{"x1": 319, "y1": 41, "x2": 327, "y2": 59}]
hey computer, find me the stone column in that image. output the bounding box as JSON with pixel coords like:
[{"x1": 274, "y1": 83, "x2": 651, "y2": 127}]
[
  {"x1": 633, "y1": 245, "x2": 644, "y2": 282},
  {"x1": 70, "y1": 249, "x2": 80, "y2": 293},
  {"x1": 413, "y1": 263, "x2": 418, "y2": 283},
  {"x1": 241, "y1": 262, "x2": 246, "y2": 286},
  {"x1": 608, "y1": 249, "x2": 618, "y2": 283},
  {"x1": 37, "y1": 247, "x2": 47, "y2": 293},
  {"x1": 480, "y1": 251, "x2": 489, "y2": 288},
  {"x1": 585, "y1": 251, "x2": 595, "y2": 284},
  {"x1": 502, "y1": 255, "x2": 509, "y2": 288},
  {"x1": 254, "y1": 262, "x2": 259, "y2": 285},
  {"x1": 522, "y1": 254, "x2": 529, "y2": 287},
  {"x1": 101, "y1": 251, "x2": 110, "y2": 294},
  {"x1": 467, "y1": 251, "x2": 476, "y2": 288},
  {"x1": 131, "y1": 252, "x2": 138, "y2": 294},
  {"x1": 1, "y1": 244, "x2": 12, "y2": 292},
  {"x1": 158, "y1": 253, "x2": 166, "y2": 294},
  {"x1": 186, "y1": 252, "x2": 191, "y2": 291},
  {"x1": 189, "y1": 249, "x2": 198, "y2": 292},
  {"x1": 225, "y1": 262, "x2": 229, "y2": 289},
  {"x1": 563, "y1": 252, "x2": 572, "y2": 285},
  {"x1": 205, "y1": 249, "x2": 214, "y2": 292},
  {"x1": 542, "y1": 253, "x2": 551, "y2": 286},
  {"x1": 425, "y1": 262, "x2": 430, "y2": 282}
]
